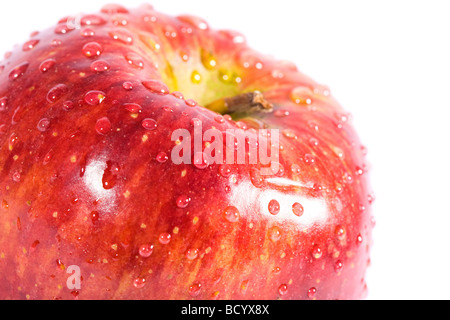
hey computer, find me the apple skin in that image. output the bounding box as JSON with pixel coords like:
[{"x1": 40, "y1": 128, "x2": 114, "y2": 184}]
[{"x1": 0, "y1": 4, "x2": 373, "y2": 300}]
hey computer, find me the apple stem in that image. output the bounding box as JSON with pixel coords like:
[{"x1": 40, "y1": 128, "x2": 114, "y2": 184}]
[{"x1": 205, "y1": 91, "x2": 273, "y2": 115}]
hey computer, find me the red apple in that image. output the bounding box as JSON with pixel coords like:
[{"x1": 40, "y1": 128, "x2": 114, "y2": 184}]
[{"x1": 0, "y1": 3, "x2": 373, "y2": 300}]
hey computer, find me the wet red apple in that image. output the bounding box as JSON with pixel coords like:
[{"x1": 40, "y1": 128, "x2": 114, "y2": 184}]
[{"x1": 0, "y1": 3, "x2": 373, "y2": 300}]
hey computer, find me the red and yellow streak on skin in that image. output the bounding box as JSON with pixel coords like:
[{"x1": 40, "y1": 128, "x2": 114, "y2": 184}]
[{"x1": 0, "y1": 3, "x2": 373, "y2": 299}]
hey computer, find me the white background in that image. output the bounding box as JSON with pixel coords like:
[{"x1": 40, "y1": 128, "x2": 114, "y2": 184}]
[{"x1": 1, "y1": 0, "x2": 450, "y2": 300}]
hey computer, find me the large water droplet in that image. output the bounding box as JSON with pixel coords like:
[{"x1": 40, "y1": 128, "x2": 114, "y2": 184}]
[
  {"x1": 109, "y1": 28, "x2": 133, "y2": 44},
  {"x1": 223, "y1": 206, "x2": 239, "y2": 223},
  {"x1": 186, "y1": 248, "x2": 199, "y2": 260},
  {"x1": 46, "y1": 84, "x2": 68, "y2": 103},
  {"x1": 290, "y1": 87, "x2": 313, "y2": 105},
  {"x1": 141, "y1": 118, "x2": 158, "y2": 131},
  {"x1": 125, "y1": 52, "x2": 144, "y2": 69},
  {"x1": 90, "y1": 60, "x2": 110, "y2": 73},
  {"x1": 122, "y1": 81, "x2": 133, "y2": 91},
  {"x1": 39, "y1": 59, "x2": 56, "y2": 73},
  {"x1": 80, "y1": 14, "x2": 107, "y2": 26},
  {"x1": 139, "y1": 244, "x2": 154, "y2": 258},
  {"x1": 335, "y1": 225, "x2": 346, "y2": 240},
  {"x1": 123, "y1": 103, "x2": 142, "y2": 113},
  {"x1": 95, "y1": 117, "x2": 111, "y2": 135},
  {"x1": 269, "y1": 226, "x2": 281, "y2": 242},
  {"x1": 312, "y1": 244, "x2": 322, "y2": 259},
  {"x1": 37, "y1": 118, "x2": 51, "y2": 132},
  {"x1": 142, "y1": 80, "x2": 169, "y2": 95},
  {"x1": 307, "y1": 287, "x2": 316, "y2": 299},
  {"x1": 133, "y1": 277, "x2": 146, "y2": 289},
  {"x1": 186, "y1": 282, "x2": 202, "y2": 298},
  {"x1": 82, "y1": 42, "x2": 103, "y2": 58},
  {"x1": 193, "y1": 152, "x2": 209, "y2": 169},
  {"x1": 334, "y1": 260, "x2": 343, "y2": 273},
  {"x1": 176, "y1": 195, "x2": 191, "y2": 208},
  {"x1": 278, "y1": 284, "x2": 288, "y2": 296},
  {"x1": 84, "y1": 90, "x2": 106, "y2": 105},
  {"x1": 156, "y1": 152, "x2": 168, "y2": 163},
  {"x1": 8, "y1": 62, "x2": 29, "y2": 80},
  {"x1": 23, "y1": 39, "x2": 39, "y2": 51},
  {"x1": 178, "y1": 15, "x2": 209, "y2": 30},
  {"x1": 292, "y1": 202, "x2": 304, "y2": 217},
  {"x1": 0, "y1": 97, "x2": 7, "y2": 112},
  {"x1": 159, "y1": 232, "x2": 171, "y2": 244},
  {"x1": 268, "y1": 199, "x2": 280, "y2": 215},
  {"x1": 81, "y1": 28, "x2": 95, "y2": 37}
]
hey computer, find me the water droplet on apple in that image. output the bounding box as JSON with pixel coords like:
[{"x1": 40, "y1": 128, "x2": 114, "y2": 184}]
[
  {"x1": 46, "y1": 84, "x2": 68, "y2": 103},
  {"x1": 95, "y1": 117, "x2": 111, "y2": 135},
  {"x1": 39, "y1": 59, "x2": 56, "y2": 73},
  {"x1": 133, "y1": 277, "x2": 146, "y2": 288},
  {"x1": 176, "y1": 195, "x2": 191, "y2": 208},
  {"x1": 219, "y1": 164, "x2": 232, "y2": 177},
  {"x1": 292, "y1": 202, "x2": 304, "y2": 217},
  {"x1": 335, "y1": 225, "x2": 346, "y2": 240},
  {"x1": 125, "y1": 52, "x2": 144, "y2": 69},
  {"x1": 278, "y1": 284, "x2": 288, "y2": 296},
  {"x1": 250, "y1": 168, "x2": 264, "y2": 188},
  {"x1": 123, "y1": 103, "x2": 142, "y2": 113},
  {"x1": 290, "y1": 87, "x2": 313, "y2": 105},
  {"x1": 37, "y1": 118, "x2": 51, "y2": 132},
  {"x1": 80, "y1": 14, "x2": 107, "y2": 26},
  {"x1": 274, "y1": 109, "x2": 289, "y2": 117},
  {"x1": 8, "y1": 62, "x2": 29, "y2": 80},
  {"x1": 193, "y1": 152, "x2": 209, "y2": 169},
  {"x1": 0, "y1": 97, "x2": 7, "y2": 112},
  {"x1": 223, "y1": 206, "x2": 239, "y2": 222},
  {"x1": 23, "y1": 39, "x2": 39, "y2": 51},
  {"x1": 156, "y1": 152, "x2": 168, "y2": 163},
  {"x1": 12, "y1": 171, "x2": 21, "y2": 182},
  {"x1": 178, "y1": 15, "x2": 209, "y2": 31},
  {"x1": 62, "y1": 100, "x2": 74, "y2": 111},
  {"x1": 142, "y1": 80, "x2": 169, "y2": 95},
  {"x1": 282, "y1": 129, "x2": 296, "y2": 139},
  {"x1": 109, "y1": 28, "x2": 133, "y2": 44},
  {"x1": 84, "y1": 90, "x2": 106, "y2": 105},
  {"x1": 54, "y1": 24, "x2": 73, "y2": 35},
  {"x1": 90, "y1": 211, "x2": 99, "y2": 224},
  {"x1": 268, "y1": 199, "x2": 280, "y2": 215},
  {"x1": 159, "y1": 232, "x2": 171, "y2": 244},
  {"x1": 239, "y1": 279, "x2": 249, "y2": 294},
  {"x1": 334, "y1": 260, "x2": 343, "y2": 273},
  {"x1": 141, "y1": 118, "x2": 158, "y2": 131},
  {"x1": 80, "y1": 28, "x2": 95, "y2": 37},
  {"x1": 186, "y1": 248, "x2": 199, "y2": 260},
  {"x1": 307, "y1": 287, "x2": 316, "y2": 298},
  {"x1": 185, "y1": 282, "x2": 202, "y2": 298},
  {"x1": 269, "y1": 226, "x2": 281, "y2": 242},
  {"x1": 304, "y1": 154, "x2": 315, "y2": 165},
  {"x1": 356, "y1": 233, "x2": 363, "y2": 245},
  {"x1": 90, "y1": 60, "x2": 110, "y2": 73},
  {"x1": 139, "y1": 244, "x2": 154, "y2": 258},
  {"x1": 214, "y1": 115, "x2": 225, "y2": 124},
  {"x1": 51, "y1": 38, "x2": 62, "y2": 47},
  {"x1": 312, "y1": 245, "x2": 322, "y2": 259},
  {"x1": 82, "y1": 42, "x2": 103, "y2": 58},
  {"x1": 185, "y1": 99, "x2": 197, "y2": 107},
  {"x1": 122, "y1": 81, "x2": 133, "y2": 91}
]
